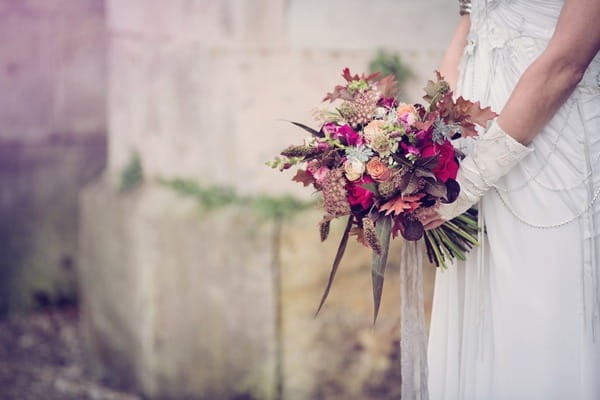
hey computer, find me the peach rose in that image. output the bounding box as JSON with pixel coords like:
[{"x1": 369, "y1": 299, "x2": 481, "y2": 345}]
[
  {"x1": 396, "y1": 103, "x2": 417, "y2": 116},
  {"x1": 366, "y1": 157, "x2": 391, "y2": 182},
  {"x1": 396, "y1": 103, "x2": 418, "y2": 125}
]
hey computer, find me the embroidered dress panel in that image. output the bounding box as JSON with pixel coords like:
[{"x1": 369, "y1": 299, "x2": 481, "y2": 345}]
[{"x1": 428, "y1": 1, "x2": 600, "y2": 399}]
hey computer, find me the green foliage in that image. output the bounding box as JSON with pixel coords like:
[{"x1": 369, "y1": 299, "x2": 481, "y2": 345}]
[
  {"x1": 160, "y1": 178, "x2": 237, "y2": 210},
  {"x1": 119, "y1": 152, "x2": 143, "y2": 192},
  {"x1": 159, "y1": 178, "x2": 314, "y2": 221},
  {"x1": 369, "y1": 49, "x2": 413, "y2": 92},
  {"x1": 251, "y1": 194, "x2": 313, "y2": 221}
]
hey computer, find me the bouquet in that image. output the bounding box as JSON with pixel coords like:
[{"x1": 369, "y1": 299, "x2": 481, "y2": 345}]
[{"x1": 268, "y1": 68, "x2": 496, "y2": 321}]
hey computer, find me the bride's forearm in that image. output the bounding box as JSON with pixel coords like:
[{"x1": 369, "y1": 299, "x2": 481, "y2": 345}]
[
  {"x1": 438, "y1": 15, "x2": 471, "y2": 90},
  {"x1": 496, "y1": 0, "x2": 600, "y2": 146},
  {"x1": 497, "y1": 53, "x2": 584, "y2": 146}
]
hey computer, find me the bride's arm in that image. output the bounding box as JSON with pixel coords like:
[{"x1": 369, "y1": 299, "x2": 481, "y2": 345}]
[
  {"x1": 423, "y1": 0, "x2": 600, "y2": 229},
  {"x1": 497, "y1": 0, "x2": 600, "y2": 145},
  {"x1": 438, "y1": 15, "x2": 471, "y2": 90}
]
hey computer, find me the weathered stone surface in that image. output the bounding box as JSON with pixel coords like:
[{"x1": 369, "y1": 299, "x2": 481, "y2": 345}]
[
  {"x1": 0, "y1": 140, "x2": 106, "y2": 314},
  {"x1": 0, "y1": 0, "x2": 106, "y2": 142},
  {"x1": 80, "y1": 0, "x2": 447, "y2": 398},
  {"x1": 280, "y1": 212, "x2": 403, "y2": 399},
  {"x1": 107, "y1": 46, "x2": 444, "y2": 198},
  {"x1": 288, "y1": 0, "x2": 458, "y2": 51},
  {"x1": 0, "y1": 0, "x2": 107, "y2": 315},
  {"x1": 79, "y1": 179, "x2": 437, "y2": 399},
  {"x1": 79, "y1": 180, "x2": 278, "y2": 399},
  {"x1": 106, "y1": 0, "x2": 286, "y2": 49}
]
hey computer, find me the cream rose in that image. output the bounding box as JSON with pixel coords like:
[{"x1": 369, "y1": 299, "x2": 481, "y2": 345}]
[{"x1": 344, "y1": 159, "x2": 365, "y2": 181}]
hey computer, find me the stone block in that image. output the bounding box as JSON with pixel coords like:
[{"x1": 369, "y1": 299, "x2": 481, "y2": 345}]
[
  {"x1": 79, "y1": 179, "x2": 436, "y2": 399},
  {"x1": 0, "y1": 0, "x2": 106, "y2": 143},
  {"x1": 79, "y1": 180, "x2": 278, "y2": 399},
  {"x1": 107, "y1": 42, "x2": 443, "y2": 199},
  {"x1": 0, "y1": 140, "x2": 106, "y2": 314},
  {"x1": 288, "y1": 0, "x2": 458, "y2": 51},
  {"x1": 107, "y1": 0, "x2": 286, "y2": 49}
]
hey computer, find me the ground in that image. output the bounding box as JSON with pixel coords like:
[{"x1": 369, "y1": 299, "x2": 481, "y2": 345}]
[{"x1": 0, "y1": 307, "x2": 139, "y2": 400}]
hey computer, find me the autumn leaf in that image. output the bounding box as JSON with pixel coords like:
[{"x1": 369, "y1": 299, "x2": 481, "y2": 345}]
[
  {"x1": 376, "y1": 74, "x2": 400, "y2": 98},
  {"x1": 462, "y1": 98, "x2": 498, "y2": 128},
  {"x1": 292, "y1": 169, "x2": 315, "y2": 187},
  {"x1": 323, "y1": 85, "x2": 354, "y2": 102},
  {"x1": 380, "y1": 193, "x2": 426, "y2": 216},
  {"x1": 423, "y1": 71, "x2": 451, "y2": 105}
]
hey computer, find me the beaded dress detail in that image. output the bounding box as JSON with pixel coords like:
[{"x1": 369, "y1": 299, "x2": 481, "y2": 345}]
[{"x1": 428, "y1": 1, "x2": 600, "y2": 399}]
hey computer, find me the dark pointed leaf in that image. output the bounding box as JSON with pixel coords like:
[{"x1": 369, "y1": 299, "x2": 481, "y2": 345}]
[
  {"x1": 403, "y1": 174, "x2": 422, "y2": 195},
  {"x1": 371, "y1": 215, "x2": 392, "y2": 325},
  {"x1": 315, "y1": 216, "x2": 354, "y2": 317},
  {"x1": 415, "y1": 168, "x2": 436, "y2": 179},
  {"x1": 359, "y1": 182, "x2": 379, "y2": 195},
  {"x1": 415, "y1": 155, "x2": 439, "y2": 170},
  {"x1": 424, "y1": 180, "x2": 447, "y2": 198},
  {"x1": 288, "y1": 121, "x2": 324, "y2": 137}
]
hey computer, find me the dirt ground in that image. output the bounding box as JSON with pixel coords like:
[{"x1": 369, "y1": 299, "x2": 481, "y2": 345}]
[{"x1": 0, "y1": 308, "x2": 140, "y2": 400}]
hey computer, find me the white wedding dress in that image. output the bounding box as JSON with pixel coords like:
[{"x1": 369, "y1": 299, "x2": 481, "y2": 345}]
[{"x1": 428, "y1": 1, "x2": 600, "y2": 399}]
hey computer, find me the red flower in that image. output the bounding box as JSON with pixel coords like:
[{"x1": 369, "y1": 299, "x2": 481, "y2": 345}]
[
  {"x1": 346, "y1": 176, "x2": 374, "y2": 211},
  {"x1": 420, "y1": 140, "x2": 459, "y2": 182}
]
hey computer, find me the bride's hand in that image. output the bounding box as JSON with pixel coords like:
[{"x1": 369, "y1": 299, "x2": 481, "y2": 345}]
[{"x1": 417, "y1": 206, "x2": 446, "y2": 230}]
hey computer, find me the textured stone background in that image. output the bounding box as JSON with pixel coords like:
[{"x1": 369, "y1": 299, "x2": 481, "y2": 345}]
[
  {"x1": 1, "y1": 0, "x2": 458, "y2": 398},
  {"x1": 0, "y1": 0, "x2": 106, "y2": 314}
]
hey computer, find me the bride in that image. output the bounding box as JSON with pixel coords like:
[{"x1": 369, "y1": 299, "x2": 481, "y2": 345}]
[{"x1": 422, "y1": 0, "x2": 600, "y2": 399}]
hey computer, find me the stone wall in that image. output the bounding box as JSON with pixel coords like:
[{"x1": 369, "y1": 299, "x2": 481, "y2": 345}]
[
  {"x1": 0, "y1": 0, "x2": 106, "y2": 313},
  {"x1": 105, "y1": 0, "x2": 458, "y2": 196},
  {"x1": 79, "y1": 0, "x2": 455, "y2": 398}
]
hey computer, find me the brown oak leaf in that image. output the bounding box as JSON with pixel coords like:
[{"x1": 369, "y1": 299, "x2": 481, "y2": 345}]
[
  {"x1": 380, "y1": 193, "x2": 426, "y2": 216},
  {"x1": 292, "y1": 169, "x2": 315, "y2": 187}
]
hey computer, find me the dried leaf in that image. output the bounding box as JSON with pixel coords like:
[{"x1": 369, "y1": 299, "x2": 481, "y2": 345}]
[
  {"x1": 289, "y1": 121, "x2": 324, "y2": 137},
  {"x1": 424, "y1": 180, "x2": 448, "y2": 199},
  {"x1": 456, "y1": 97, "x2": 498, "y2": 128},
  {"x1": 315, "y1": 216, "x2": 354, "y2": 316},
  {"x1": 423, "y1": 71, "x2": 450, "y2": 105},
  {"x1": 380, "y1": 193, "x2": 425, "y2": 216},
  {"x1": 359, "y1": 182, "x2": 379, "y2": 195},
  {"x1": 292, "y1": 169, "x2": 315, "y2": 187},
  {"x1": 371, "y1": 215, "x2": 392, "y2": 325},
  {"x1": 376, "y1": 74, "x2": 400, "y2": 98},
  {"x1": 323, "y1": 86, "x2": 354, "y2": 103}
]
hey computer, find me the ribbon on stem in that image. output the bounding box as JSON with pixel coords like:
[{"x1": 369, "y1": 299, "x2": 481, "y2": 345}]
[{"x1": 400, "y1": 241, "x2": 430, "y2": 399}]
